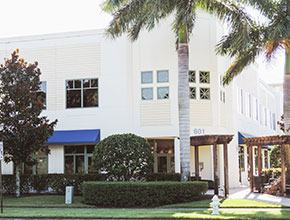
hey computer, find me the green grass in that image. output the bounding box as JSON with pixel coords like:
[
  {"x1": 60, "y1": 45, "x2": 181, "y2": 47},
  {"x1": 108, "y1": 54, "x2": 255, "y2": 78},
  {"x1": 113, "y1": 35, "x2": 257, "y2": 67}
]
[
  {"x1": 3, "y1": 195, "x2": 94, "y2": 208},
  {"x1": 162, "y1": 198, "x2": 285, "y2": 208},
  {"x1": 0, "y1": 208, "x2": 289, "y2": 219}
]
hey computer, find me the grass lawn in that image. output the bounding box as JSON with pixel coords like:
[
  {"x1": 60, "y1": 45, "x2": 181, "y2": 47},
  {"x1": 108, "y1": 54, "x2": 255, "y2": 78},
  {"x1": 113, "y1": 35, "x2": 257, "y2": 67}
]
[
  {"x1": 163, "y1": 198, "x2": 286, "y2": 208},
  {"x1": 3, "y1": 195, "x2": 94, "y2": 208},
  {"x1": 0, "y1": 208, "x2": 290, "y2": 219}
]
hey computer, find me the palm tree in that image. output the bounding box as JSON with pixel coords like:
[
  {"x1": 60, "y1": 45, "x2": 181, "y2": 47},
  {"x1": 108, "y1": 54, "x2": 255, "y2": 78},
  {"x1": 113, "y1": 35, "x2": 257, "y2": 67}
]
[
  {"x1": 102, "y1": 0, "x2": 252, "y2": 181},
  {"x1": 217, "y1": 0, "x2": 290, "y2": 176}
]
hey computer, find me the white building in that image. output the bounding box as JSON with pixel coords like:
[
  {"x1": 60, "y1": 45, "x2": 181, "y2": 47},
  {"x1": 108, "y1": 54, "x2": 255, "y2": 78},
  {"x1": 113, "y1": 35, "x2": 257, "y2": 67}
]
[{"x1": 0, "y1": 12, "x2": 282, "y2": 188}]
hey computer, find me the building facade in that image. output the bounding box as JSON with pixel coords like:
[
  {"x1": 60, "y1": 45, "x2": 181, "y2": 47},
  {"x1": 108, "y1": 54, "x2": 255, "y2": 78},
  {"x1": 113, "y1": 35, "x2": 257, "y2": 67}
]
[{"x1": 0, "y1": 12, "x2": 282, "y2": 188}]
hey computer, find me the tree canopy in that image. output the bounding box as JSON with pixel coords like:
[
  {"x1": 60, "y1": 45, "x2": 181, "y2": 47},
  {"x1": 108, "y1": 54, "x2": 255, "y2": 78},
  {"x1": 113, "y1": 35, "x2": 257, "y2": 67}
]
[{"x1": 0, "y1": 49, "x2": 57, "y2": 196}]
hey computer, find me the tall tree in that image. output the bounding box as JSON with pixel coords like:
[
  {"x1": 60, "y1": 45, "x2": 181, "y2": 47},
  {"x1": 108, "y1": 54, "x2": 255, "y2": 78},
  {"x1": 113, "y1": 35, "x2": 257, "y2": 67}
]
[
  {"x1": 0, "y1": 50, "x2": 57, "y2": 197},
  {"x1": 102, "y1": 0, "x2": 252, "y2": 180},
  {"x1": 217, "y1": 0, "x2": 290, "y2": 177}
]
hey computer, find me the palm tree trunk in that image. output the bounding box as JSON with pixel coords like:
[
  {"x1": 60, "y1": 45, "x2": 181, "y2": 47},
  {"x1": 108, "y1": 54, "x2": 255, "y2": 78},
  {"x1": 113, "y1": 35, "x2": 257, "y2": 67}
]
[
  {"x1": 178, "y1": 26, "x2": 190, "y2": 181},
  {"x1": 15, "y1": 163, "x2": 21, "y2": 197},
  {"x1": 283, "y1": 50, "x2": 290, "y2": 183}
]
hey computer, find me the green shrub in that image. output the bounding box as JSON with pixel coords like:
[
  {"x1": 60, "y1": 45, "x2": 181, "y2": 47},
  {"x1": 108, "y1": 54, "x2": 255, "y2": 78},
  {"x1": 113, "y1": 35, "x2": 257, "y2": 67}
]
[
  {"x1": 262, "y1": 168, "x2": 281, "y2": 183},
  {"x1": 2, "y1": 173, "x2": 107, "y2": 195},
  {"x1": 146, "y1": 173, "x2": 181, "y2": 181},
  {"x1": 83, "y1": 181, "x2": 208, "y2": 207},
  {"x1": 93, "y1": 133, "x2": 154, "y2": 181}
]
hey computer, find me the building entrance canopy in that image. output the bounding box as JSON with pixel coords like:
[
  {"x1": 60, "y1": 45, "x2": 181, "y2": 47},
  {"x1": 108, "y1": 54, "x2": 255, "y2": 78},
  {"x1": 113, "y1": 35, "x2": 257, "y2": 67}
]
[
  {"x1": 190, "y1": 134, "x2": 233, "y2": 197},
  {"x1": 243, "y1": 135, "x2": 290, "y2": 196}
]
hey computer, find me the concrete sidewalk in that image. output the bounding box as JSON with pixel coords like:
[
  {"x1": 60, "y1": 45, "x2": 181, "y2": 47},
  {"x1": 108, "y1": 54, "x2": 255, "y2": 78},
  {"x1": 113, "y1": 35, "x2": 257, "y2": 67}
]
[{"x1": 208, "y1": 186, "x2": 290, "y2": 206}]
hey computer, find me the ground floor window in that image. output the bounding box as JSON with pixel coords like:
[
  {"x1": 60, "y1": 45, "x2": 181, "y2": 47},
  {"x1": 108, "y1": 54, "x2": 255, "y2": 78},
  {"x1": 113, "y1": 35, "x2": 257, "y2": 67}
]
[
  {"x1": 64, "y1": 145, "x2": 97, "y2": 174},
  {"x1": 264, "y1": 150, "x2": 269, "y2": 169},
  {"x1": 23, "y1": 150, "x2": 48, "y2": 174},
  {"x1": 148, "y1": 139, "x2": 175, "y2": 173}
]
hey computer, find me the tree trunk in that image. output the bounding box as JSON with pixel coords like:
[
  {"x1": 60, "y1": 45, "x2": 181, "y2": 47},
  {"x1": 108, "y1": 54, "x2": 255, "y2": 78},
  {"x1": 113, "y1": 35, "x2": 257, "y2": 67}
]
[
  {"x1": 178, "y1": 27, "x2": 190, "y2": 181},
  {"x1": 15, "y1": 163, "x2": 21, "y2": 197},
  {"x1": 283, "y1": 50, "x2": 290, "y2": 184}
]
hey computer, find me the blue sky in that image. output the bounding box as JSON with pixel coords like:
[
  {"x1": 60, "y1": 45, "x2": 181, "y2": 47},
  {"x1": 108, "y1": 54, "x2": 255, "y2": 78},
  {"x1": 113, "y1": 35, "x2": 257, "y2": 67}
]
[{"x1": 0, "y1": 0, "x2": 284, "y2": 84}]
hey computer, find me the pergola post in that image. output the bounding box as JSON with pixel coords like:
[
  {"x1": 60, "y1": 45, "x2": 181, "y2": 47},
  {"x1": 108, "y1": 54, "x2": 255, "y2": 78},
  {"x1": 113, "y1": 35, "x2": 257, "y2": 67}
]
[
  {"x1": 258, "y1": 146, "x2": 262, "y2": 177},
  {"x1": 213, "y1": 143, "x2": 219, "y2": 195},
  {"x1": 223, "y1": 142, "x2": 229, "y2": 198},
  {"x1": 281, "y1": 144, "x2": 286, "y2": 196},
  {"x1": 249, "y1": 145, "x2": 254, "y2": 192},
  {"x1": 194, "y1": 145, "x2": 199, "y2": 180}
]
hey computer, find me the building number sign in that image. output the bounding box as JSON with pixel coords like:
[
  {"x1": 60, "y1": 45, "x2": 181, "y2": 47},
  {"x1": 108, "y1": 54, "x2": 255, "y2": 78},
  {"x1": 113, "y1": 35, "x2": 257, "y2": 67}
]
[{"x1": 193, "y1": 128, "x2": 205, "y2": 135}]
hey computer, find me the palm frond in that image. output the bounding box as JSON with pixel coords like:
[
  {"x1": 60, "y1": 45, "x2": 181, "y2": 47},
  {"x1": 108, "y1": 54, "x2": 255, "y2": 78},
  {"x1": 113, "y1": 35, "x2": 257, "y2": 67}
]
[{"x1": 223, "y1": 46, "x2": 261, "y2": 85}]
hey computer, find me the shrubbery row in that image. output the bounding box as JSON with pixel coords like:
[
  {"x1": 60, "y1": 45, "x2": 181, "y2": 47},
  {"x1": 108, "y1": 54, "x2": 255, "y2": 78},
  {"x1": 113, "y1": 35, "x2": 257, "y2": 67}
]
[
  {"x1": 2, "y1": 173, "x2": 181, "y2": 195},
  {"x1": 83, "y1": 181, "x2": 208, "y2": 207}
]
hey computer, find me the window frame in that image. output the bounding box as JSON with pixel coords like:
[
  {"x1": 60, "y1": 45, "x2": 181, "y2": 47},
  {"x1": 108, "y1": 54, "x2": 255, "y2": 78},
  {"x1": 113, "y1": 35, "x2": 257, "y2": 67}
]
[{"x1": 65, "y1": 78, "x2": 99, "y2": 109}]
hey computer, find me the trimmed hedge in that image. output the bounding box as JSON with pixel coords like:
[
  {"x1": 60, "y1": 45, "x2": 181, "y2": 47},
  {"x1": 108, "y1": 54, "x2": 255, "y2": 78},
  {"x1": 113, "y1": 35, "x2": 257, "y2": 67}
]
[
  {"x1": 2, "y1": 173, "x2": 107, "y2": 195},
  {"x1": 83, "y1": 181, "x2": 208, "y2": 207}
]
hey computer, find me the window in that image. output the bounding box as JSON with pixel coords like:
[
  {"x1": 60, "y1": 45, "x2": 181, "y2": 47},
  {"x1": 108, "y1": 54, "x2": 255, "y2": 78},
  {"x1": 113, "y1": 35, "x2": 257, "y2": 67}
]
[
  {"x1": 188, "y1": 70, "x2": 196, "y2": 83},
  {"x1": 141, "y1": 71, "x2": 153, "y2": 84},
  {"x1": 264, "y1": 108, "x2": 267, "y2": 126},
  {"x1": 141, "y1": 70, "x2": 170, "y2": 100},
  {"x1": 190, "y1": 87, "x2": 196, "y2": 99},
  {"x1": 248, "y1": 94, "x2": 252, "y2": 118},
  {"x1": 273, "y1": 113, "x2": 276, "y2": 130},
  {"x1": 199, "y1": 71, "x2": 210, "y2": 83},
  {"x1": 66, "y1": 79, "x2": 98, "y2": 108},
  {"x1": 23, "y1": 150, "x2": 48, "y2": 174},
  {"x1": 142, "y1": 88, "x2": 153, "y2": 100},
  {"x1": 223, "y1": 92, "x2": 226, "y2": 103},
  {"x1": 256, "y1": 99, "x2": 259, "y2": 121},
  {"x1": 264, "y1": 150, "x2": 269, "y2": 169},
  {"x1": 157, "y1": 87, "x2": 169, "y2": 99},
  {"x1": 36, "y1": 81, "x2": 47, "y2": 109},
  {"x1": 64, "y1": 145, "x2": 96, "y2": 174},
  {"x1": 240, "y1": 89, "x2": 244, "y2": 114},
  {"x1": 200, "y1": 88, "x2": 210, "y2": 100},
  {"x1": 157, "y1": 70, "x2": 169, "y2": 83},
  {"x1": 269, "y1": 111, "x2": 272, "y2": 129}
]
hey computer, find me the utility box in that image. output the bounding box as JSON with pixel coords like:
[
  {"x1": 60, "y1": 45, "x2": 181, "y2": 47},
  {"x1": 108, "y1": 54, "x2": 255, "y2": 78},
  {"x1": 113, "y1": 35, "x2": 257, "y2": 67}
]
[{"x1": 65, "y1": 186, "x2": 74, "y2": 204}]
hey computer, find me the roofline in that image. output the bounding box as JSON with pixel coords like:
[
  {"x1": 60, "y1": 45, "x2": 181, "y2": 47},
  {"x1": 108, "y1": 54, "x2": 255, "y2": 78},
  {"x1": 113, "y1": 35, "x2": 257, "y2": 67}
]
[{"x1": 0, "y1": 29, "x2": 105, "y2": 44}]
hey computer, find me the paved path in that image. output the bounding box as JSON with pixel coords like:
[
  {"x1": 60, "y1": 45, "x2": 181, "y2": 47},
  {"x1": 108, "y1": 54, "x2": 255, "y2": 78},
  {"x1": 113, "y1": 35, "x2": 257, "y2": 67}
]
[{"x1": 207, "y1": 186, "x2": 290, "y2": 206}]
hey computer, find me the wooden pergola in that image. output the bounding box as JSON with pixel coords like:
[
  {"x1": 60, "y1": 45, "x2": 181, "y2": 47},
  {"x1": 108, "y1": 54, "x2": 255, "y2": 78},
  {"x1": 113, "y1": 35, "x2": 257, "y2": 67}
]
[
  {"x1": 190, "y1": 134, "x2": 234, "y2": 197},
  {"x1": 243, "y1": 135, "x2": 290, "y2": 196}
]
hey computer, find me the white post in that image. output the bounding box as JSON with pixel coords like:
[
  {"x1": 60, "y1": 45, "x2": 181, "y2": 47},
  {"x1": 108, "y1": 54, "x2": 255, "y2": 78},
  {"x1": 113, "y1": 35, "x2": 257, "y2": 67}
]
[{"x1": 174, "y1": 138, "x2": 181, "y2": 173}]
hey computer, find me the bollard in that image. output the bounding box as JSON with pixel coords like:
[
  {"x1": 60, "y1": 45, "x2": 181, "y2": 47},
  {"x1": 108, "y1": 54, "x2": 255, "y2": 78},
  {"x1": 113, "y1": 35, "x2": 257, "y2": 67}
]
[
  {"x1": 65, "y1": 186, "x2": 74, "y2": 204},
  {"x1": 210, "y1": 195, "x2": 221, "y2": 215}
]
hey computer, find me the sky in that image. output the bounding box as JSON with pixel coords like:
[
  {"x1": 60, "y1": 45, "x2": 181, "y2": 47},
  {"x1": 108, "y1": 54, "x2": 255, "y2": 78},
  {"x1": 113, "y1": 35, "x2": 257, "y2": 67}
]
[{"x1": 0, "y1": 0, "x2": 285, "y2": 84}]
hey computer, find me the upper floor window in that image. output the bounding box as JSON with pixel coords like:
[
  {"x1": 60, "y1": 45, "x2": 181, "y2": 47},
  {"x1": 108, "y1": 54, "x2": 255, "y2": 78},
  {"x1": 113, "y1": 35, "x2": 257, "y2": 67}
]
[
  {"x1": 36, "y1": 81, "x2": 47, "y2": 109},
  {"x1": 141, "y1": 70, "x2": 169, "y2": 100},
  {"x1": 188, "y1": 71, "x2": 196, "y2": 83},
  {"x1": 141, "y1": 71, "x2": 153, "y2": 84},
  {"x1": 199, "y1": 71, "x2": 210, "y2": 84},
  {"x1": 66, "y1": 79, "x2": 98, "y2": 108}
]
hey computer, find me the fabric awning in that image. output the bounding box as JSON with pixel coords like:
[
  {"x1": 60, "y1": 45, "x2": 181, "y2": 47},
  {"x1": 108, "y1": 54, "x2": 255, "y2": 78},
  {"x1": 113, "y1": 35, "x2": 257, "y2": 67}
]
[
  {"x1": 238, "y1": 132, "x2": 253, "y2": 145},
  {"x1": 238, "y1": 132, "x2": 272, "y2": 149},
  {"x1": 45, "y1": 129, "x2": 100, "y2": 145}
]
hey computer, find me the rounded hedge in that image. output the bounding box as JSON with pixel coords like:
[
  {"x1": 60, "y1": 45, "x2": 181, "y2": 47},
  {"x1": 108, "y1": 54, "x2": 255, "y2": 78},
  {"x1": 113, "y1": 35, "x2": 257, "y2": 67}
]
[
  {"x1": 93, "y1": 133, "x2": 154, "y2": 181},
  {"x1": 83, "y1": 181, "x2": 208, "y2": 207}
]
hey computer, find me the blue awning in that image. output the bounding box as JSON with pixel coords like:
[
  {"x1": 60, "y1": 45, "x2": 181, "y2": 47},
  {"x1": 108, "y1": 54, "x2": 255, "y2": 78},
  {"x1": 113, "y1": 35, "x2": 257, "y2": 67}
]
[
  {"x1": 238, "y1": 132, "x2": 272, "y2": 150},
  {"x1": 45, "y1": 129, "x2": 100, "y2": 145},
  {"x1": 238, "y1": 132, "x2": 254, "y2": 145}
]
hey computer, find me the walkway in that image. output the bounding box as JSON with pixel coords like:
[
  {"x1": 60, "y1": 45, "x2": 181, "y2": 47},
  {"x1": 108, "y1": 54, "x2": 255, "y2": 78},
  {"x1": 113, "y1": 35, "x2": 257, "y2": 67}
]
[{"x1": 208, "y1": 186, "x2": 290, "y2": 206}]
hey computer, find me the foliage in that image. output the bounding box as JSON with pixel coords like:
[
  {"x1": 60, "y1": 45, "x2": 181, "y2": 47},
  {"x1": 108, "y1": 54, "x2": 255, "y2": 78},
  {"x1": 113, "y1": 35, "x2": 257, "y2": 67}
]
[
  {"x1": 83, "y1": 181, "x2": 208, "y2": 207},
  {"x1": 270, "y1": 145, "x2": 281, "y2": 168},
  {"x1": 93, "y1": 133, "x2": 154, "y2": 181},
  {"x1": 2, "y1": 174, "x2": 107, "y2": 195},
  {"x1": 262, "y1": 168, "x2": 281, "y2": 183},
  {"x1": 217, "y1": 0, "x2": 290, "y2": 84},
  {"x1": 145, "y1": 173, "x2": 181, "y2": 182},
  {"x1": 0, "y1": 50, "x2": 57, "y2": 196}
]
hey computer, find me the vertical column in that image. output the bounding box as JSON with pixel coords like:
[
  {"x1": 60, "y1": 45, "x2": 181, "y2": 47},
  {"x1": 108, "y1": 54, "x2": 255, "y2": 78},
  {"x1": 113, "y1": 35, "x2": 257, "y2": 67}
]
[
  {"x1": 153, "y1": 141, "x2": 158, "y2": 173},
  {"x1": 249, "y1": 145, "x2": 254, "y2": 192},
  {"x1": 194, "y1": 145, "x2": 199, "y2": 180},
  {"x1": 174, "y1": 138, "x2": 181, "y2": 173},
  {"x1": 223, "y1": 143, "x2": 229, "y2": 198},
  {"x1": 281, "y1": 144, "x2": 286, "y2": 196},
  {"x1": 258, "y1": 146, "x2": 262, "y2": 177},
  {"x1": 213, "y1": 143, "x2": 219, "y2": 195}
]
